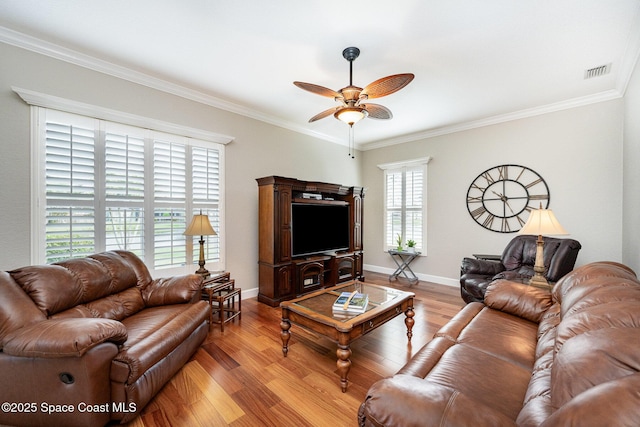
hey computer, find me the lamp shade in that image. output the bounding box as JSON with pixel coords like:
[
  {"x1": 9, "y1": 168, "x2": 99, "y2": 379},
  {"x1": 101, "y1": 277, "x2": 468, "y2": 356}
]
[
  {"x1": 518, "y1": 207, "x2": 568, "y2": 236},
  {"x1": 184, "y1": 214, "x2": 216, "y2": 236}
]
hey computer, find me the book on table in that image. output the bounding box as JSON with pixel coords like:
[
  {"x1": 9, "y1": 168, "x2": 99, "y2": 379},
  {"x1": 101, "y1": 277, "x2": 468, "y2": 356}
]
[{"x1": 332, "y1": 291, "x2": 369, "y2": 314}]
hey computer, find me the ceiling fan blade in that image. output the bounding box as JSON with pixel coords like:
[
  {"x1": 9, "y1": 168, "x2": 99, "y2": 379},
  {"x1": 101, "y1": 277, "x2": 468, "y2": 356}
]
[
  {"x1": 361, "y1": 73, "x2": 415, "y2": 99},
  {"x1": 294, "y1": 81, "x2": 342, "y2": 99},
  {"x1": 362, "y1": 103, "x2": 393, "y2": 120},
  {"x1": 308, "y1": 107, "x2": 339, "y2": 123}
]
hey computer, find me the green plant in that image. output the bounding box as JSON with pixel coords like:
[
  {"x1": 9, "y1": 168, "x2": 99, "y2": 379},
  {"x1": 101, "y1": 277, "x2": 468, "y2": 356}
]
[
  {"x1": 407, "y1": 239, "x2": 416, "y2": 248},
  {"x1": 396, "y1": 234, "x2": 403, "y2": 250}
]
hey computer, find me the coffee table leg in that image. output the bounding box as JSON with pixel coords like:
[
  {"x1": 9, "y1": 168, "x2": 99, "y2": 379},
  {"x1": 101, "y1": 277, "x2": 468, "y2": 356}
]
[
  {"x1": 336, "y1": 334, "x2": 352, "y2": 393},
  {"x1": 280, "y1": 316, "x2": 291, "y2": 357},
  {"x1": 405, "y1": 304, "x2": 415, "y2": 341}
]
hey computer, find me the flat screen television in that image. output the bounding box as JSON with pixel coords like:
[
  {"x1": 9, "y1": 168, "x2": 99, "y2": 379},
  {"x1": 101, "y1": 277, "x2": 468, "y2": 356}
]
[{"x1": 291, "y1": 203, "x2": 350, "y2": 257}]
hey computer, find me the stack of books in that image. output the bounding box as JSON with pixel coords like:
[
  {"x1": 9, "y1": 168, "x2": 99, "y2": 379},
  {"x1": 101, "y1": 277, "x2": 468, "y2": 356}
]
[{"x1": 332, "y1": 291, "x2": 369, "y2": 314}]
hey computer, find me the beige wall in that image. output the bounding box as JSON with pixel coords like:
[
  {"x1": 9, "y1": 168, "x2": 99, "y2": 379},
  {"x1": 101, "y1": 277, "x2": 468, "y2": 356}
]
[
  {"x1": 623, "y1": 56, "x2": 640, "y2": 274},
  {"x1": 0, "y1": 39, "x2": 636, "y2": 294},
  {"x1": 0, "y1": 42, "x2": 361, "y2": 294},
  {"x1": 361, "y1": 100, "x2": 625, "y2": 284}
]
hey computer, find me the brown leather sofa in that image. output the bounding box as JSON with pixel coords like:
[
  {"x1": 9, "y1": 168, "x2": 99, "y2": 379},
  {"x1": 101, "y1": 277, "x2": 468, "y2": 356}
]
[
  {"x1": 460, "y1": 235, "x2": 581, "y2": 303},
  {"x1": 0, "y1": 250, "x2": 211, "y2": 427},
  {"x1": 359, "y1": 261, "x2": 640, "y2": 426}
]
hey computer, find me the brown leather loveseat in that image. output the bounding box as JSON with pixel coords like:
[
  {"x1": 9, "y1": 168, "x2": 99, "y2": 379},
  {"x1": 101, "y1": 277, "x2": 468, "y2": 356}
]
[
  {"x1": 0, "y1": 250, "x2": 211, "y2": 427},
  {"x1": 359, "y1": 261, "x2": 640, "y2": 426}
]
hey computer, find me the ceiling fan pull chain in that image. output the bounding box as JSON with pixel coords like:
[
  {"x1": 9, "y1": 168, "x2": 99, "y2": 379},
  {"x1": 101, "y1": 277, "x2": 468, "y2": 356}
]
[{"x1": 349, "y1": 125, "x2": 355, "y2": 159}]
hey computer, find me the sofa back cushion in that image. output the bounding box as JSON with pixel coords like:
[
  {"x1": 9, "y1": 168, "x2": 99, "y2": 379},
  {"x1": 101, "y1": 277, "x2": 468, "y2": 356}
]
[
  {"x1": 9, "y1": 251, "x2": 148, "y2": 317},
  {"x1": 550, "y1": 262, "x2": 640, "y2": 411}
]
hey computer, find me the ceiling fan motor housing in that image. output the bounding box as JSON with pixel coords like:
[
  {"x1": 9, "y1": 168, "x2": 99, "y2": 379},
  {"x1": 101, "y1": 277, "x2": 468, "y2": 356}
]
[{"x1": 342, "y1": 47, "x2": 360, "y2": 62}]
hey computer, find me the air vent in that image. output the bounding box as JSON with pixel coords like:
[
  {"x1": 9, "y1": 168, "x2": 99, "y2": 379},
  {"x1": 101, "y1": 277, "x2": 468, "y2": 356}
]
[{"x1": 584, "y1": 63, "x2": 611, "y2": 79}]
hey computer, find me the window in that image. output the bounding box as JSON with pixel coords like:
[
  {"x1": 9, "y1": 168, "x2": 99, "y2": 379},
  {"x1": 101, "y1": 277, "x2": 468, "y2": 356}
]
[
  {"x1": 378, "y1": 157, "x2": 431, "y2": 253},
  {"x1": 33, "y1": 107, "x2": 225, "y2": 275}
]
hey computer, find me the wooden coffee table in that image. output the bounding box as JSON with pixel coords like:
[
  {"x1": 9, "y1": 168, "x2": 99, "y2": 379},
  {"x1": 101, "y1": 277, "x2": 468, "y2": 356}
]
[{"x1": 280, "y1": 280, "x2": 415, "y2": 392}]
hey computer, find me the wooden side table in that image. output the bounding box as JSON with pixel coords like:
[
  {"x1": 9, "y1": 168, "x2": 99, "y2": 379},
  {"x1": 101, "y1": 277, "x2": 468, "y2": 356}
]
[{"x1": 201, "y1": 272, "x2": 241, "y2": 332}]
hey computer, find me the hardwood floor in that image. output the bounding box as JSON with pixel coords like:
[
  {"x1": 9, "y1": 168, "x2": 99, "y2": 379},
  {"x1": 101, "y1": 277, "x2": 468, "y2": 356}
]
[{"x1": 122, "y1": 272, "x2": 465, "y2": 427}]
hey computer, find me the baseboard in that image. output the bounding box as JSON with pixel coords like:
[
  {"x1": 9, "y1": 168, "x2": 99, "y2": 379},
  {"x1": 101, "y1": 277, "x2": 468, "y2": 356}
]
[
  {"x1": 363, "y1": 264, "x2": 459, "y2": 288},
  {"x1": 241, "y1": 287, "x2": 259, "y2": 300}
]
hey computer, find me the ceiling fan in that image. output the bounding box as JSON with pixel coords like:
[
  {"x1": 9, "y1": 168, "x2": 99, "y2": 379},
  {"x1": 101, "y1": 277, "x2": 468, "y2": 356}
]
[{"x1": 294, "y1": 47, "x2": 415, "y2": 127}]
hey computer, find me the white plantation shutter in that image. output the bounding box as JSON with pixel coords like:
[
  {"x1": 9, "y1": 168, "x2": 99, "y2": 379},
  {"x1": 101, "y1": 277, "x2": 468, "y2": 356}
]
[
  {"x1": 379, "y1": 158, "x2": 430, "y2": 252},
  {"x1": 191, "y1": 146, "x2": 221, "y2": 264},
  {"x1": 44, "y1": 114, "x2": 97, "y2": 263},
  {"x1": 104, "y1": 128, "x2": 146, "y2": 256},
  {"x1": 385, "y1": 170, "x2": 403, "y2": 249},
  {"x1": 404, "y1": 168, "x2": 424, "y2": 249},
  {"x1": 153, "y1": 140, "x2": 187, "y2": 269},
  {"x1": 36, "y1": 108, "x2": 224, "y2": 274}
]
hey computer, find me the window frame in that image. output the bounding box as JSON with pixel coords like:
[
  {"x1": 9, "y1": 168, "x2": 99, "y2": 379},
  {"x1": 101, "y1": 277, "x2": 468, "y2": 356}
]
[
  {"x1": 378, "y1": 157, "x2": 431, "y2": 254},
  {"x1": 19, "y1": 88, "x2": 233, "y2": 276}
]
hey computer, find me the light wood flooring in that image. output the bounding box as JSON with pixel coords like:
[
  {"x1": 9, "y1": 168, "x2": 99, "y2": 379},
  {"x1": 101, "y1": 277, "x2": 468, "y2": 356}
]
[{"x1": 121, "y1": 272, "x2": 465, "y2": 427}]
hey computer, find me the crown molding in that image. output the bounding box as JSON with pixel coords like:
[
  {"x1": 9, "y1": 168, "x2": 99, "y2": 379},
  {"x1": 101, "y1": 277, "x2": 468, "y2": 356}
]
[{"x1": 358, "y1": 89, "x2": 623, "y2": 151}]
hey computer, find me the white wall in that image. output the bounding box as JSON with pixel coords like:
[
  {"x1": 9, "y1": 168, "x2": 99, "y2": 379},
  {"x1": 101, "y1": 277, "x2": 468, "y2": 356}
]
[
  {"x1": 362, "y1": 100, "x2": 625, "y2": 285},
  {"x1": 0, "y1": 42, "x2": 362, "y2": 296},
  {"x1": 623, "y1": 56, "x2": 640, "y2": 274}
]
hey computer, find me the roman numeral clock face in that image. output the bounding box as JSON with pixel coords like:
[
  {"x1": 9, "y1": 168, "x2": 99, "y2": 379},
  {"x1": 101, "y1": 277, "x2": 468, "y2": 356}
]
[{"x1": 466, "y1": 165, "x2": 550, "y2": 233}]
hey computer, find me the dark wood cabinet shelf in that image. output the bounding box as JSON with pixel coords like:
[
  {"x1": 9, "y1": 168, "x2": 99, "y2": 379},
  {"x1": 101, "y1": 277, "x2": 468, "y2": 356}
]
[
  {"x1": 291, "y1": 197, "x2": 349, "y2": 206},
  {"x1": 256, "y1": 176, "x2": 365, "y2": 306}
]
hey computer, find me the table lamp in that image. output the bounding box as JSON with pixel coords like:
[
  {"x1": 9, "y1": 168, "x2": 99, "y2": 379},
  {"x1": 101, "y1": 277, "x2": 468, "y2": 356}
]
[
  {"x1": 518, "y1": 204, "x2": 569, "y2": 286},
  {"x1": 184, "y1": 211, "x2": 216, "y2": 276}
]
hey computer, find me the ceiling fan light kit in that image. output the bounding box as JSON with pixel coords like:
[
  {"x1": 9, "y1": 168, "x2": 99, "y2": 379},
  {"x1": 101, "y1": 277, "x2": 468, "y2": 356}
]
[
  {"x1": 294, "y1": 46, "x2": 414, "y2": 157},
  {"x1": 335, "y1": 107, "x2": 368, "y2": 125}
]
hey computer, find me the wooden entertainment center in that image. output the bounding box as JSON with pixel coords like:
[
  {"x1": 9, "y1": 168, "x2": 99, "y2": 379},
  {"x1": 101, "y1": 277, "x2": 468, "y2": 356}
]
[{"x1": 256, "y1": 176, "x2": 365, "y2": 306}]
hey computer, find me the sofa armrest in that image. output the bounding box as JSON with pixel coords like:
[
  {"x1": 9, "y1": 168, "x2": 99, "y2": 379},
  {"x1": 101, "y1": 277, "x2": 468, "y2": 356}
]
[
  {"x1": 1, "y1": 318, "x2": 127, "y2": 358},
  {"x1": 142, "y1": 274, "x2": 203, "y2": 306},
  {"x1": 460, "y1": 257, "x2": 505, "y2": 276},
  {"x1": 359, "y1": 376, "x2": 516, "y2": 427},
  {"x1": 484, "y1": 279, "x2": 553, "y2": 323}
]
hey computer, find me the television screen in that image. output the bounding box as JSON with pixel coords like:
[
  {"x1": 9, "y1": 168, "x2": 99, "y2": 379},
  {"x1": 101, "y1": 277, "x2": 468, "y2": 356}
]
[{"x1": 291, "y1": 203, "x2": 350, "y2": 257}]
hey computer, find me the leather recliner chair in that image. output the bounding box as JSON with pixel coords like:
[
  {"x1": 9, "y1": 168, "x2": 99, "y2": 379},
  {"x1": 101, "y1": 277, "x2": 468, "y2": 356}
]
[{"x1": 459, "y1": 234, "x2": 581, "y2": 303}]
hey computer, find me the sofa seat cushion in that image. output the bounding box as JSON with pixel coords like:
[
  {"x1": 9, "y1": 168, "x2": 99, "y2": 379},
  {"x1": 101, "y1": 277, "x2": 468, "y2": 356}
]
[
  {"x1": 110, "y1": 301, "x2": 209, "y2": 384},
  {"x1": 361, "y1": 375, "x2": 517, "y2": 427},
  {"x1": 393, "y1": 302, "x2": 538, "y2": 421}
]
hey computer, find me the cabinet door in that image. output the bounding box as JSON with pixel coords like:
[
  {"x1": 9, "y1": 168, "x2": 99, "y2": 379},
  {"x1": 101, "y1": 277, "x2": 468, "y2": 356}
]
[
  {"x1": 276, "y1": 265, "x2": 294, "y2": 299},
  {"x1": 297, "y1": 261, "x2": 325, "y2": 294},
  {"x1": 336, "y1": 256, "x2": 355, "y2": 283},
  {"x1": 277, "y1": 187, "x2": 292, "y2": 263},
  {"x1": 352, "y1": 195, "x2": 362, "y2": 251}
]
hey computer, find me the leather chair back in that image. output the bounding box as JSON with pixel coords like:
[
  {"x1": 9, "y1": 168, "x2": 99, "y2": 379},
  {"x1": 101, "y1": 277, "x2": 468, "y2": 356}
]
[{"x1": 500, "y1": 235, "x2": 582, "y2": 282}]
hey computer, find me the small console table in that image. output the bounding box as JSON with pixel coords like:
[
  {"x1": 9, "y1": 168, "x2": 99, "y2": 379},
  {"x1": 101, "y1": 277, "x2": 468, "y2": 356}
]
[{"x1": 388, "y1": 250, "x2": 421, "y2": 285}]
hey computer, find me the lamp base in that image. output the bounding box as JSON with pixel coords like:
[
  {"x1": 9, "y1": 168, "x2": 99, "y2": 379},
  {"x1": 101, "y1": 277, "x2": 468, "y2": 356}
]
[
  {"x1": 528, "y1": 273, "x2": 549, "y2": 287},
  {"x1": 195, "y1": 267, "x2": 210, "y2": 276},
  {"x1": 529, "y1": 234, "x2": 549, "y2": 288},
  {"x1": 195, "y1": 237, "x2": 209, "y2": 277}
]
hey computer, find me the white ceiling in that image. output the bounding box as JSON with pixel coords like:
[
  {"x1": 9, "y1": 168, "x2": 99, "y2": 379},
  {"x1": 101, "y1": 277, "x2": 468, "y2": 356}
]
[{"x1": 1, "y1": 1, "x2": 639, "y2": 149}]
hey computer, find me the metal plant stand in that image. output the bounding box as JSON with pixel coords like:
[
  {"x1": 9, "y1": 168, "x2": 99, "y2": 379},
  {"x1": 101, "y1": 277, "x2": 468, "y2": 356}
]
[{"x1": 388, "y1": 249, "x2": 421, "y2": 285}]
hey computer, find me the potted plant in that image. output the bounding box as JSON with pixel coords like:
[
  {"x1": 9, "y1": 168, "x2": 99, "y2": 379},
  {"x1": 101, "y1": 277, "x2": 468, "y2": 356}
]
[
  {"x1": 396, "y1": 234, "x2": 403, "y2": 251},
  {"x1": 407, "y1": 240, "x2": 416, "y2": 253}
]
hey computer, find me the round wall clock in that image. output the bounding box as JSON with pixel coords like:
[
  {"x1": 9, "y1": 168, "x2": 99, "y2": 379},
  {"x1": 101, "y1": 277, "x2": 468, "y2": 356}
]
[{"x1": 466, "y1": 164, "x2": 550, "y2": 233}]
